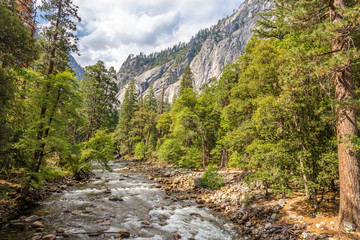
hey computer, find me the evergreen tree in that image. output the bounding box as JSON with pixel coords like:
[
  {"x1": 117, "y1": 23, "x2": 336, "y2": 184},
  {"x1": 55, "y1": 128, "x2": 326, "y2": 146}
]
[
  {"x1": 39, "y1": 0, "x2": 81, "y2": 75},
  {"x1": 144, "y1": 83, "x2": 157, "y2": 113},
  {"x1": 179, "y1": 65, "x2": 194, "y2": 96},
  {"x1": 81, "y1": 60, "x2": 119, "y2": 141},
  {"x1": 257, "y1": 0, "x2": 360, "y2": 228},
  {"x1": 113, "y1": 79, "x2": 138, "y2": 157}
]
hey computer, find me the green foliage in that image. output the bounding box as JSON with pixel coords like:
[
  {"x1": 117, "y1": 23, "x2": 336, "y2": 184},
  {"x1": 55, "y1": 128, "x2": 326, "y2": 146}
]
[
  {"x1": 157, "y1": 138, "x2": 183, "y2": 164},
  {"x1": 134, "y1": 142, "x2": 146, "y2": 161},
  {"x1": 201, "y1": 165, "x2": 224, "y2": 190},
  {"x1": 81, "y1": 130, "x2": 114, "y2": 171},
  {"x1": 81, "y1": 60, "x2": 119, "y2": 140},
  {"x1": 0, "y1": 1, "x2": 38, "y2": 68},
  {"x1": 113, "y1": 79, "x2": 139, "y2": 157},
  {"x1": 179, "y1": 65, "x2": 194, "y2": 96}
]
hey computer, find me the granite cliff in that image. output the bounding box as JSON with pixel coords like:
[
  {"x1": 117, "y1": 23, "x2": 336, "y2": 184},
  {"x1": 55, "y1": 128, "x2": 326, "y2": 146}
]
[{"x1": 116, "y1": 0, "x2": 272, "y2": 103}]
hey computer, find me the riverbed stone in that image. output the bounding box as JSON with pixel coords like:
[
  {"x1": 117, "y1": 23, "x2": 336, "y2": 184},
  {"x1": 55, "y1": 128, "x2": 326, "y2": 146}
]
[
  {"x1": 194, "y1": 178, "x2": 202, "y2": 188},
  {"x1": 56, "y1": 227, "x2": 65, "y2": 233},
  {"x1": 109, "y1": 195, "x2": 123, "y2": 201},
  {"x1": 118, "y1": 230, "x2": 130, "y2": 238},
  {"x1": 25, "y1": 215, "x2": 41, "y2": 222},
  {"x1": 42, "y1": 234, "x2": 56, "y2": 240},
  {"x1": 31, "y1": 221, "x2": 44, "y2": 228},
  {"x1": 344, "y1": 222, "x2": 356, "y2": 232},
  {"x1": 173, "y1": 233, "x2": 182, "y2": 239}
]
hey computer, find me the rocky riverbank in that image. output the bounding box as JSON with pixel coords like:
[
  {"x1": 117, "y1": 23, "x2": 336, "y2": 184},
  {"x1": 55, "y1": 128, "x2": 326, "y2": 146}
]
[
  {"x1": 0, "y1": 175, "x2": 75, "y2": 225},
  {"x1": 127, "y1": 160, "x2": 356, "y2": 240}
]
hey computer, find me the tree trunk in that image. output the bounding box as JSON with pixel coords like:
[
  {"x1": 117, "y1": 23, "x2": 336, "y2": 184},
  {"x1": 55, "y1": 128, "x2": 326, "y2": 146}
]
[
  {"x1": 47, "y1": 1, "x2": 62, "y2": 76},
  {"x1": 331, "y1": 0, "x2": 360, "y2": 229}
]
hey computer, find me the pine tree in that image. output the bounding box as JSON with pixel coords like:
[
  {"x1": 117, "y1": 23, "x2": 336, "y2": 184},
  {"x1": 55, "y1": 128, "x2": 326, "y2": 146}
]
[
  {"x1": 144, "y1": 83, "x2": 157, "y2": 113},
  {"x1": 113, "y1": 79, "x2": 138, "y2": 158},
  {"x1": 179, "y1": 65, "x2": 194, "y2": 96},
  {"x1": 81, "y1": 60, "x2": 119, "y2": 140},
  {"x1": 256, "y1": 0, "x2": 360, "y2": 229}
]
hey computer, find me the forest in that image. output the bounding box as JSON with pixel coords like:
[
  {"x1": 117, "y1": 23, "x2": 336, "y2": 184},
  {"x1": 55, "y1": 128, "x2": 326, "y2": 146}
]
[{"x1": 1, "y1": 0, "x2": 360, "y2": 234}]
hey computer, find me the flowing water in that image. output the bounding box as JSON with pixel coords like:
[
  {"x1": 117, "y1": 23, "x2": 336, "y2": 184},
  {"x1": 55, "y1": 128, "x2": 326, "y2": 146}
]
[{"x1": 0, "y1": 161, "x2": 241, "y2": 240}]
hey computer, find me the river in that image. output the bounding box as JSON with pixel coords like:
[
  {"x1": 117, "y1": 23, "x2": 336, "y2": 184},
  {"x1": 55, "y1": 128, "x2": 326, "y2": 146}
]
[{"x1": 0, "y1": 161, "x2": 241, "y2": 240}]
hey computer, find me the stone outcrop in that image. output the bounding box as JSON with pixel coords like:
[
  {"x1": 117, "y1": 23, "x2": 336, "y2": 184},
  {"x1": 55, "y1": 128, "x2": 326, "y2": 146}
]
[{"x1": 116, "y1": 0, "x2": 273, "y2": 103}]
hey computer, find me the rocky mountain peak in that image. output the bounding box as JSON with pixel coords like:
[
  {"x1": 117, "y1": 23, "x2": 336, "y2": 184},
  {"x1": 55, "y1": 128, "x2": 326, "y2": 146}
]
[{"x1": 115, "y1": 0, "x2": 272, "y2": 104}]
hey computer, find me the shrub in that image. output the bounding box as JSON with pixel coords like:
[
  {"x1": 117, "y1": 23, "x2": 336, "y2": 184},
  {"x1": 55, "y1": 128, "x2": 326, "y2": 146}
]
[
  {"x1": 157, "y1": 138, "x2": 182, "y2": 164},
  {"x1": 201, "y1": 165, "x2": 224, "y2": 190},
  {"x1": 134, "y1": 141, "x2": 146, "y2": 160}
]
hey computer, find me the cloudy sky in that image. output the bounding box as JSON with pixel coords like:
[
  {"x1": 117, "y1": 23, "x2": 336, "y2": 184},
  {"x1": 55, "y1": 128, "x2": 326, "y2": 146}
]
[{"x1": 71, "y1": 0, "x2": 244, "y2": 70}]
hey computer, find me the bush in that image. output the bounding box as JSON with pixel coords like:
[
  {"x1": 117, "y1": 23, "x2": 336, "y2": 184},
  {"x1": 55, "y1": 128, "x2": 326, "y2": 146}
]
[
  {"x1": 201, "y1": 165, "x2": 224, "y2": 190},
  {"x1": 134, "y1": 141, "x2": 146, "y2": 160},
  {"x1": 181, "y1": 146, "x2": 202, "y2": 169},
  {"x1": 81, "y1": 130, "x2": 114, "y2": 171},
  {"x1": 157, "y1": 138, "x2": 182, "y2": 164}
]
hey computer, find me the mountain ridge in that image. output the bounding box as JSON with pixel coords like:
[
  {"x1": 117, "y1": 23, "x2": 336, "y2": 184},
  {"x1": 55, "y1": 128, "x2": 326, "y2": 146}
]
[{"x1": 116, "y1": 0, "x2": 272, "y2": 103}]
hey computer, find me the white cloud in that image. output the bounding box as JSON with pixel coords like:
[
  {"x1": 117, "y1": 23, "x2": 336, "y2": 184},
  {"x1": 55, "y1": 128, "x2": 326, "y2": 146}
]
[{"x1": 72, "y1": 0, "x2": 244, "y2": 70}]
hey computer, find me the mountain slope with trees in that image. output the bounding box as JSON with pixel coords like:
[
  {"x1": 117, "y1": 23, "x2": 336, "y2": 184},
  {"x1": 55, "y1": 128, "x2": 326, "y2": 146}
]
[{"x1": 115, "y1": 0, "x2": 273, "y2": 103}]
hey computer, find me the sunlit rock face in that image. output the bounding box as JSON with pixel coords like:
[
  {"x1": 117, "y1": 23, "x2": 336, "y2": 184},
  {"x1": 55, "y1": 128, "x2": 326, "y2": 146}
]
[{"x1": 115, "y1": 0, "x2": 272, "y2": 104}]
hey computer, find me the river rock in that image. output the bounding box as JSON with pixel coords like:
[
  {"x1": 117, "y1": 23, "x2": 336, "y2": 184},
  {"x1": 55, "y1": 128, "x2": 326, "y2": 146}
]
[
  {"x1": 190, "y1": 212, "x2": 201, "y2": 217},
  {"x1": 99, "y1": 220, "x2": 111, "y2": 226},
  {"x1": 31, "y1": 221, "x2": 44, "y2": 228},
  {"x1": 42, "y1": 234, "x2": 56, "y2": 240},
  {"x1": 118, "y1": 230, "x2": 130, "y2": 238},
  {"x1": 109, "y1": 195, "x2": 123, "y2": 201},
  {"x1": 194, "y1": 178, "x2": 203, "y2": 188},
  {"x1": 25, "y1": 215, "x2": 41, "y2": 222},
  {"x1": 344, "y1": 222, "x2": 356, "y2": 232},
  {"x1": 56, "y1": 227, "x2": 65, "y2": 233},
  {"x1": 173, "y1": 233, "x2": 182, "y2": 239}
]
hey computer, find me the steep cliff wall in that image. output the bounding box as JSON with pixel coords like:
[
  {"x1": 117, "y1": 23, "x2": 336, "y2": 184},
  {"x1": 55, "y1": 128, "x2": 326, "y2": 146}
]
[{"x1": 116, "y1": 0, "x2": 272, "y2": 103}]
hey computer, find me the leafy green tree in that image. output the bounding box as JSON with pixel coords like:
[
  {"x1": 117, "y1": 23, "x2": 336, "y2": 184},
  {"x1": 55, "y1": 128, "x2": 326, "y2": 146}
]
[
  {"x1": 0, "y1": 2, "x2": 38, "y2": 170},
  {"x1": 81, "y1": 130, "x2": 114, "y2": 171}
]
